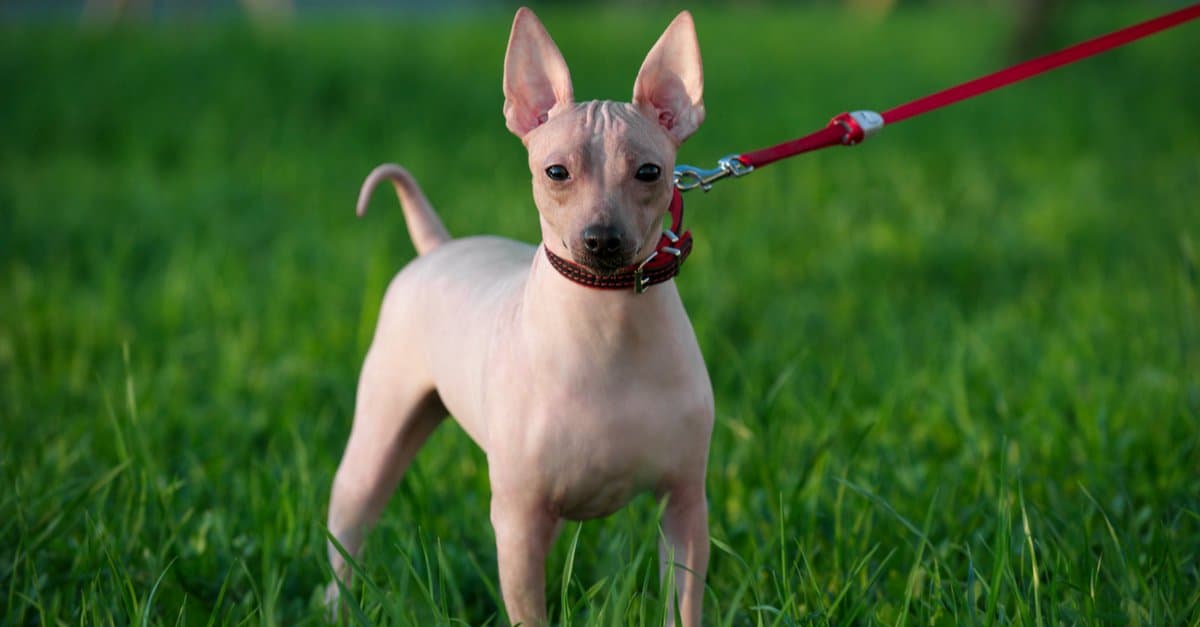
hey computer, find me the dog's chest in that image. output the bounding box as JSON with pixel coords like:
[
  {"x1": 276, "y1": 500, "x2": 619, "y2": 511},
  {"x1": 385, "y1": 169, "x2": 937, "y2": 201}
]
[
  {"x1": 521, "y1": 376, "x2": 708, "y2": 520},
  {"x1": 474, "y1": 285, "x2": 714, "y2": 519}
]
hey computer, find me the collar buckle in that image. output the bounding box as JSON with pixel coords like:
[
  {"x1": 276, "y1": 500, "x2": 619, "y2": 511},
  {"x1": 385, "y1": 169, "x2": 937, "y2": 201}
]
[{"x1": 633, "y1": 251, "x2": 659, "y2": 294}]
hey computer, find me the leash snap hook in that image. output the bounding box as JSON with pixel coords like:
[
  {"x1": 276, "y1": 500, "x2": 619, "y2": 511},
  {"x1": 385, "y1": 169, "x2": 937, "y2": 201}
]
[
  {"x1": 673, "y1": 154, "x2": 754, "y2": 192},
  {"x1": 830, "y1": 110, "x2": 885, "y2": 146}
]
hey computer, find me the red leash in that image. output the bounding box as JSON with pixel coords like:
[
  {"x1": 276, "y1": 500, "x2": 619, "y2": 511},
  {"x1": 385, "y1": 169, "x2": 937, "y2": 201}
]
[{"x1": 675, "y1": 3, "x2": 1200, "y2": 191}]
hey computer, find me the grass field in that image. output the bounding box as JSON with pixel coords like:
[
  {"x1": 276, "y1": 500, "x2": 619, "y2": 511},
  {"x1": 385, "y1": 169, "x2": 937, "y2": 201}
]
[{"x1": 2, "y1": 4, "x2": 1199, "y2": 625}]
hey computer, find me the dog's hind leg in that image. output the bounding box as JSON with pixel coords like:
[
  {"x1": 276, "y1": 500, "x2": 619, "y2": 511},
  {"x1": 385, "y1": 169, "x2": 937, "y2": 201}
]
[{"x1": 324, "y1": 341, "x2": 446, "y2": 606}]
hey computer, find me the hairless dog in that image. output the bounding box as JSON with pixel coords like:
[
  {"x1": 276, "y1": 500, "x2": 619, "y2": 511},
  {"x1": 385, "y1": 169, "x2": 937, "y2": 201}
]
[{"x1": 326, "y1": 8, "x2": 713, "y2": 625}]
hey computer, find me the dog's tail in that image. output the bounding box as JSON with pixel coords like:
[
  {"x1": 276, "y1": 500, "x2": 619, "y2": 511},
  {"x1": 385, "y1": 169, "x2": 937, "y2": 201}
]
[{"x1": 356, "y1": 164, "x2": 451, "y2": 255}]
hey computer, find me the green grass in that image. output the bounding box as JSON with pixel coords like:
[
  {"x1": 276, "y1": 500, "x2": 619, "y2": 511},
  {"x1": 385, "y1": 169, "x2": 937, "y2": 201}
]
[{"x1": 3, "y1": 5, "x2": 1199, "y2": 625}]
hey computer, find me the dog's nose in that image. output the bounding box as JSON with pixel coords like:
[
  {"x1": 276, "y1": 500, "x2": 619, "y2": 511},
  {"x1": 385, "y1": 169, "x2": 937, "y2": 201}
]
[{"x1": 581, "y1": 225, "x2": 623, "y2": 254}]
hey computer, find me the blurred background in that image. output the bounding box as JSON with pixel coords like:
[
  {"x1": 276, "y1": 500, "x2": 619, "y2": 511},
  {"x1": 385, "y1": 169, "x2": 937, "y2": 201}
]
[
  {"x1": 2, "y1": 1, "x2": 1197, "y2": 624},
  {"x1": 0, "y1": 0, "x2": 1145, "y2": 61}
]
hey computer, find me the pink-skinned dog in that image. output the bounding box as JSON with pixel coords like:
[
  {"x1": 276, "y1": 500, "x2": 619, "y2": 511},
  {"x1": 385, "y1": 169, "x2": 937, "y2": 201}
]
[{"x1": 326, "y1": 8, "x2": 713, "y2": 625}]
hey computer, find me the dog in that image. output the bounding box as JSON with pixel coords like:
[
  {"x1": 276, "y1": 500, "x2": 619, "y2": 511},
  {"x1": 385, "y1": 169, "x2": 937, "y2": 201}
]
[{"x1": 325, "y1": 8, "x2": 713, "y2": 625}]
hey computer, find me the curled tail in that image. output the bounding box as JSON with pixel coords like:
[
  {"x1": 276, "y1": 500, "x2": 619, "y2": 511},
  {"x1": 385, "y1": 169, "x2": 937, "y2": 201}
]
[{"x1": 356, "y1": 164, "x2": 451, "y2": 255}]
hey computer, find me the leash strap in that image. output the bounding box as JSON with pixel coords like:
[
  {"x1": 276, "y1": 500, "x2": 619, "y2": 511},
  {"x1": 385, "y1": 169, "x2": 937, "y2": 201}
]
[
  {"x1": 881, "y1": 3, "x2": 1200, "y2": 126},
  {"x1": 675, "y1": 3, "x2": 1200, "y2": 187},
  {"x1": 545, "y1": 188, "x2": 693, "y2": 293}
]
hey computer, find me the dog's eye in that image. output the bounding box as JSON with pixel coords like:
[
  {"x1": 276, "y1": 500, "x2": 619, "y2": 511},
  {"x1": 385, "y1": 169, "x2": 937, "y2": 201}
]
[
  {"x1": 545, "y1": 165, "x2": 570, "y2": 181},
  {"x1": 635, "y1": 163, "x2": 661, "y2": 182}
]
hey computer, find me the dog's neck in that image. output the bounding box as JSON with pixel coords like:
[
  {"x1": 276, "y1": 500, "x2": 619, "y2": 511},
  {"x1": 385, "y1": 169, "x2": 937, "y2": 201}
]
[{"x1": 519, "y1": 246, "x2": 682, "y2": 366}]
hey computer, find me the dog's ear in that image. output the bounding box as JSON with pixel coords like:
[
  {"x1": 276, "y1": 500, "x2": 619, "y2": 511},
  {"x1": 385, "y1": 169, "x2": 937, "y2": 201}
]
[
  {"x1": 503, "y1": 7, "x2": 574, "y2": 139},
  {"x1": 633, "y1": 11, "x2": 705, "y2": 145}
]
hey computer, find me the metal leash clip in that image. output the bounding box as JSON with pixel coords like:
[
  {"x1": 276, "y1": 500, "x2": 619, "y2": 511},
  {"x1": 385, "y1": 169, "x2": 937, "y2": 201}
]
[{"x1": 673, "y1": 154, "x2": 754, "y2": 192}]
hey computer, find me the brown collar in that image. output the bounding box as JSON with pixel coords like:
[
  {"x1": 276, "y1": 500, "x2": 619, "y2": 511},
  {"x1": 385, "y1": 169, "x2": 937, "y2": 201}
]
[{"x1": 544, "y1": 189, "x2": 693, "y2": 293}]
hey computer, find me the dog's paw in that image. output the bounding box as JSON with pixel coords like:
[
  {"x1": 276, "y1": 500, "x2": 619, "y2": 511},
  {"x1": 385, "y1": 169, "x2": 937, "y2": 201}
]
[{"x1": 322, "y1": 580, "x2": 344, "y2": 622}]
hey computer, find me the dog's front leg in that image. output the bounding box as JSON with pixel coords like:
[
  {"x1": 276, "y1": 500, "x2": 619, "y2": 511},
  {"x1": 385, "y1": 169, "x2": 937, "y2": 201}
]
[
  {"x1": 491, "y1": 496, "x2": 560, "y2": 626},
  {"x1": 660, "y1": 486, "x2": 709, "y2": 627}
]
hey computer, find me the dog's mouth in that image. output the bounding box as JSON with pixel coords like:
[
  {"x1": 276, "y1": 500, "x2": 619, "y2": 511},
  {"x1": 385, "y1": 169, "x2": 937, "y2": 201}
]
[
  {"x1": 565, "y1": 242, "x2": 635, "y2": 276},
  {"x1": 571, "y1": 252, "x2": 633, "y2": 276}
]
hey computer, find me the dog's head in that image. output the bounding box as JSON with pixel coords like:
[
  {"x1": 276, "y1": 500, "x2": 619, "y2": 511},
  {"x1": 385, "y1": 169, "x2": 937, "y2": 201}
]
[{"x1": 502, "y1": 7, "x2": 704, "y2": 275}]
